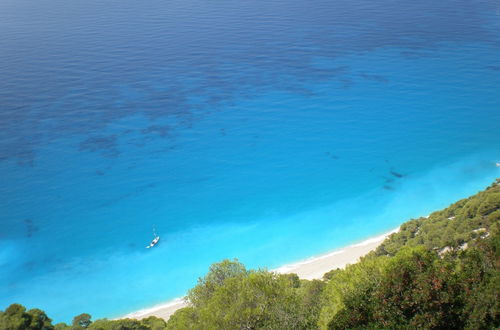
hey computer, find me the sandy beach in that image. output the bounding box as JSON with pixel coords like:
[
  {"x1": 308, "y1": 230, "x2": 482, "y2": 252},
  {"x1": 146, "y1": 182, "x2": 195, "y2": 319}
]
[{"x1": 123, "y1": 227, "x2": 399, "y2": 321}]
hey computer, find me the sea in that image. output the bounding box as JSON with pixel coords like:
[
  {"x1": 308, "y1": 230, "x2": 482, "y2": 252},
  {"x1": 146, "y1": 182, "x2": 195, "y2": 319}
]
[{"x1": 1, "y1": 0, "x2": 499, "y2": 323}]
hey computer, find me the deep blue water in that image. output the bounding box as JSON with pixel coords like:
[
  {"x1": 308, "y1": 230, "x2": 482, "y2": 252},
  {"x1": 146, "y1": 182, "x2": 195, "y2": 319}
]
[{"x1": 1, "y1": 0, "x2": 499, "y2": 322}]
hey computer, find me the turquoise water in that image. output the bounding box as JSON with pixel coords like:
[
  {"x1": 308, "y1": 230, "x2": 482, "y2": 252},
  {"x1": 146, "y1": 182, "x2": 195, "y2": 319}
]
[{"x1": 1, "y1": 0, "x2": 499, "y2": 322}]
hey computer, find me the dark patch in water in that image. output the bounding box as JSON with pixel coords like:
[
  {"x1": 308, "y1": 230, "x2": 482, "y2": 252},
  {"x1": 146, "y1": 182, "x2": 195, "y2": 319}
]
[
  {"x1": 325, "y1": 152, "x2": 339, "y2": 159},
  {"x1": 0, "y1": 0, "x2": 495, "y2": 164},
  {"x1": 399, "y1": 50, "x2": 434, "y2": 59},
  {"x1": 13, "y1": 149, "x2": 36, "y2": 167},
  {"x1": 390, "y1": 170, "x2": 404, "y2": 178},
  {"x1": 79, "y1": 135, "x2": 119, "y2": 158},
  {"x1": 23, "y1": 261, "x2": 37, "y2": 272},
  {"x1": 141, "y1": 125, "x2": 170, "y2": 138},
  {"x1": 382, "y1": 176, "x2": 395, "y2": 183},
  {"x1": 485, "y1": 65, "x2": 500, "y2": 71},
  {"x1": 385, "y1": 159, "x2": 405, "y2": 179},
  {"x1": 95, "y1": 170, "x2": 105, "y2": 176},
  {"x1": 24, "y1": 219, "x2": 39, "y2": 238},
  {"x1": 359, "y1": 72, "x2": 389, "y2": 83},
  {"x1": 340, "y1": 78, "x2": 353, "y2": 89},
  {"x1": 383, "y1": 185, "x2": 394, "y2": 191}
]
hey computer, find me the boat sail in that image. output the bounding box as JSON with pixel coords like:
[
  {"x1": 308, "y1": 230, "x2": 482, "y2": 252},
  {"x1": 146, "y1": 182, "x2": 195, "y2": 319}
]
[{"x1": 146, "y1": 227, "x2": 160, "y2": 249}]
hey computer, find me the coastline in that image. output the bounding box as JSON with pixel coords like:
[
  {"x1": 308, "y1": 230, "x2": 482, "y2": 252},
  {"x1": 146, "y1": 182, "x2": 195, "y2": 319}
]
[
  {"x1": 123, "y1": 226, "x2": 400, "y2": 321},
  {"x1": 272, "y1": 227, "x2": 400, "y2": 280},
  {"x1": 121, "y1": 298, "x2": 188, "y2": 321}
]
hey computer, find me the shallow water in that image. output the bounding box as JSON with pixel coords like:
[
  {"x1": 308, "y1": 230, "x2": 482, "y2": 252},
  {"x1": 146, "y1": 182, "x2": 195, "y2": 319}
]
[{"x1": 0, "y1": 0, "x2": 499, "y2": 322}]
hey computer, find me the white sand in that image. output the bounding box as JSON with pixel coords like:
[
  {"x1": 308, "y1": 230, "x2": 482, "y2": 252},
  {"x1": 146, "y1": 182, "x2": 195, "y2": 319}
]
[
  {"x1": 272, "y1": 227, "x2": 399, "y2": 279},
  {"x1": 123, "y1": 227, "x2": 399, "y2": 321},
  {"x1": 121, "y1": 298, "x2": 187, "y2": 321}
]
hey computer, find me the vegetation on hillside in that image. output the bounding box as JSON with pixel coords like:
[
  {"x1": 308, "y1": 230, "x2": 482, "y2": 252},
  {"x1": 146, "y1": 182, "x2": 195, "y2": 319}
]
[
  {"x1": 0, "y1": 306, "x2": 166, "y2": 330},
  {"x1": 2, "y1": 180, "x2": 498, "y2": 329}
]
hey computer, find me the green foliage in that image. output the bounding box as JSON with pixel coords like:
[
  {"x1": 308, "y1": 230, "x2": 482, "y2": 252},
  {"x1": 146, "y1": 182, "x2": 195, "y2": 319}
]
[
  {"x1": 72, "y1": 314, "x2": 92, "y2": 329},
  {"x1": 88, "y1": 318, "x2": 147, "y2": 330},
  {"x1": 139, "y1": 316, "x2": 167, "y2": 330},
  {"x1": 297, "y1": 280, "x2": 326, "y2": 328},
  {"x1": 27, "y1": 309, "x2": 54, "y2": 330},
  {"x1": 0, "y1": 308, "x2": 166, "y2": 330},
  {"x1": 0, "y1": 304, "x2": 54, "y2": 330},
  {"x1": 320, "y1": 180, "x2": 499, "y2": 329},
  {"x1": 371, "y1": 247, "x2": 464, "y2": 329},
  {"x1": 318, "y1": 255, "x2": 389, "y2": 329},
  {"x1": 328, "y1": 247, "x2": 462, "y2": 329},
  {"x1": 175, "y1": 260, "x2": 320, "y2": 329},
  {"x1": 459, "y1": 236, "x2": 499, "y2": 329},
  {"x1": 375, "y1": 180, "x2": 500, "y2": 256},
  {"x1": 187, "y1": 258, "x2": 247, "y2": 309},
  {"x1": 164, "y1": 308, "x2": 197, "y2": 330},
  {"x1": 322, "y1": 182, "x2": 500, "y2": 330},
  {"x1": 196, "y1": 271, "x2": 298, "y2": 329},
  {"x1": 74, "y1": 316, "x2": 166, "y2": 330},
  {"x1": 0, "y1": 304, "x2": 33, "y2": 330}
]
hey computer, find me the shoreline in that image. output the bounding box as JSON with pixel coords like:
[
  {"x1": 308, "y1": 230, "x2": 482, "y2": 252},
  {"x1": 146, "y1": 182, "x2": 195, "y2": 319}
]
[
  {"x1": 122, "y1": 226, "x2": 400, "y2": 321},
  {"x1": 272, "y1": 227, "x2": 400, "y2": 280}
]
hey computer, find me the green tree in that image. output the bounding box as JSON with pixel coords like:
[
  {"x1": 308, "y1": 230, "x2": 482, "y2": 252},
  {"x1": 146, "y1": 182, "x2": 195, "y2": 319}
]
[
  {"x1": 187, "y1": 259, "x2": 247, "y2": 308},
  {"x1": 168, "y1": 259, "x2": 312, "y2": 329},
  {"x1": 196, "y1": 271, "x2": 305, "y2": 329},
  {"x1": 297, "y1": 279, "x2": 326, "y2": 328},
  {"x1": 459, "y1": 237, "x2": 499, "y2": 329},
  {"x1": 140, "y1": 316, "x2": 166, "y2": 330},
  {"x1": 371, "y1": 247, "x2": 464, "y2": 329},
  {"x1": 0, "y1": 304, "x2": 54, "y2": 330},
  {"x1": 27, "y1": 308, "x2": 54, "y2": 330},
  {"x1": 165, "y1": 307, "x2": 198, "y2": 330},
  {"x1": 318, "y1": 256, "x2": 388, "y2": 329},
  {"x1": 327, "y1": 247, "x2": 466, "y2": 329},
  {"x1": 0, "y1": 304, "x2": 32, "y2": 330},
  {"x1": 72, "y1": 314, "x2": 92, "y2": 329},
  {"x1": 85, "y1": 317, "x2": 167, "y2": 330}
]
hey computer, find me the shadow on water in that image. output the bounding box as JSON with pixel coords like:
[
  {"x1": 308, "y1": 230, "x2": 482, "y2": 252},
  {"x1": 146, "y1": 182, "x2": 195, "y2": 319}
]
[
  {"x1": 359, "y1": 72, "x2": 390, "y2": 83},
  {"x1": 24, "y1": 219, "x2": 39, "y2": 238},
  {"x1": 325, "y1": 152, "x2": 339, "y2": 160},
  {"x1": 390, "y1": 170, "x2": 405, "y2": 178},
  {"x1": 79, "y1": 135, "x2": 120, "y2": 158}
]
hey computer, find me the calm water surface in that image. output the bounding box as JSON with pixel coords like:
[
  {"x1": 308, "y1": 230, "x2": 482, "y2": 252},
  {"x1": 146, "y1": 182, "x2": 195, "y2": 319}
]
[{"x1": 1, "y1": 0, "x2": 499, "y2": 321}]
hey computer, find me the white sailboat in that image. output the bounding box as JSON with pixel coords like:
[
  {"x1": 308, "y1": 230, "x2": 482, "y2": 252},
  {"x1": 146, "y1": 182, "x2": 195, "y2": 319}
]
[{"x1": 146, "y1": 227, "x2": 160, "y2": 249}]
